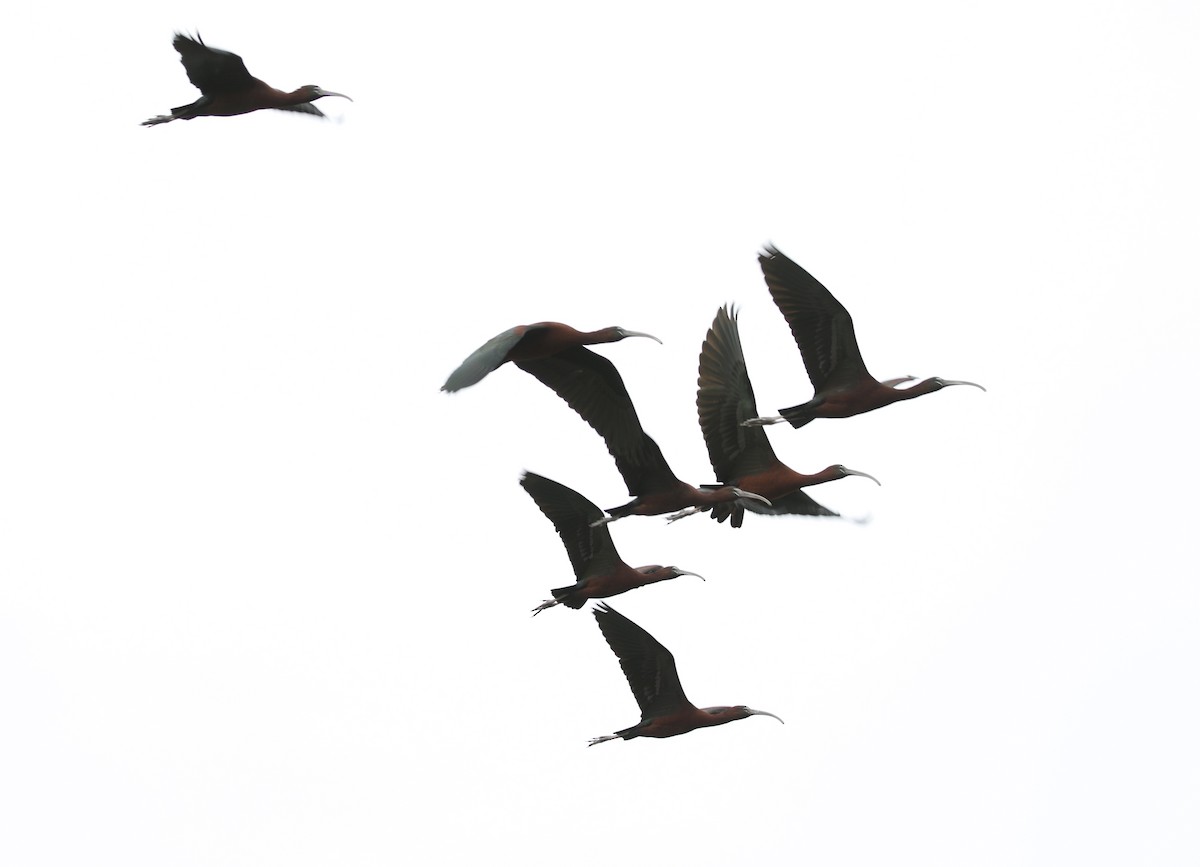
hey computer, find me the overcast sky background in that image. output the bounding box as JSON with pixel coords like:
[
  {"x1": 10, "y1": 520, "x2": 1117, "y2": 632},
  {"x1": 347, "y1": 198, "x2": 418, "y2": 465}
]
[{"x1": 2, "y1": 1, "x2": 1198, "y2": 864}]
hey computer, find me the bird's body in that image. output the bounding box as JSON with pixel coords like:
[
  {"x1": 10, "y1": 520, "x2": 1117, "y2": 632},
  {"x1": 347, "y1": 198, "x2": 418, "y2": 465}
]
[
  {"x1": 588, "y1": 603, "x2": 782, "y2": 745},
  {"x1": 515, "y1": 346, "x2": 770, "y2": 523},
  {"x1": 143, "y1": 33, "x2": 350, "y2": 126},
  {"x1": 520, "y1": 472, "x2": 703, "y2": 614},
  {"x1": 697, "y1": 306, "x2": 878, "y2": 527},
  {"x1": 441, "y1": 322, "x2": 660, "y2": 392},
  {"x1": 744, "y1": 245, "x2": 984, "y2": 428}
]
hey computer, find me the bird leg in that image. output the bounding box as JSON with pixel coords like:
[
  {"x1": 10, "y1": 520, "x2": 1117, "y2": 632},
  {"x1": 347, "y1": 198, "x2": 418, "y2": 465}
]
[
  {"x1": 530, "y1": 599, "x2": 560, "y2": 616},
  {"x1": 588, "y1": 514, "x2": 618, "y2": 528},
  {"x1": 741, "y1": 415, "x2": 783, "y2": 427},
  {"x1": 587, "y1": 734, "x2": 620, "y2": 747},
  {"x1": 141, "y1": 114, "x2": 177, "y2": 126},
  {"x1": 665, "y1": 506, "x2": 704, "y2": 523}
]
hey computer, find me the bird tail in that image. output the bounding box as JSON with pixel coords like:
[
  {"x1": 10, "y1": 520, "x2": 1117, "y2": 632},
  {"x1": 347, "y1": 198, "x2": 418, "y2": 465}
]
[
  {"x1": 777, "y1": 403, "x2": 816, "y2": 429},
  {"x1": 550, "y1": 586, "x2": 587, "y2": 609}
]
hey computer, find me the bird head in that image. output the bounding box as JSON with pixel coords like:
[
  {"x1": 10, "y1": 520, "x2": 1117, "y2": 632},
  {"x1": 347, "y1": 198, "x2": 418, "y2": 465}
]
[
  {"x1": 636, "y1": 566, "x2": 706, "y2": 583},
  {"x1": 612, "y1": 327, "x2": 662, "y2": 344},
  {"x1": 828, "y1": 465, "x2": 881, "y2": 486},
  {"x1": 930, "y1": 377, "x2": 986, "y2": 392},
  {"x1": 298, "y1": 85, "x2": 353, "y2": 103}
]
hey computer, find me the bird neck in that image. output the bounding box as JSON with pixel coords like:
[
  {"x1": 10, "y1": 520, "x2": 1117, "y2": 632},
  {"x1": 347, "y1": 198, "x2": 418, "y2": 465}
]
[
  {"x1": 697, "y1": 706, "x2": 749, "y2": 727},
  {"x1": 271, "y1": 87, "x2": 314, "y2": 107},
  {"x1": 888, "y1": 377, "x2": 944, "y2": 401},
  {"x1": 580, "y1": 327, "x2": 622, "y2": 344}
]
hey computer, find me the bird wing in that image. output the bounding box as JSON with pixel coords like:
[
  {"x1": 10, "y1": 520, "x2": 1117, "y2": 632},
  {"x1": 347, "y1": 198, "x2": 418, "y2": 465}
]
[
  {"x1": 519, "y1": 472, "x2": 622, "y2": 579},
  {"x1": 593, "y1": 603, "x2": 691, "y2": 718},
  {"x1": 273, "y1": 102, "x2": 326, "y2": 117},
  {"x1": 516, "y1": 347, "x2": 682, "y2": 496},
  {"x1": 696, "y1": 306, "x2": 783, "y2": 481},
  {"x1": 173, "y1": 34, "x2": 257, "y2": 95},
  {"x1": 441, "y1": 325, "x2": 534, "y2": 392},
  {"x1": 758, "y1": 245, "x2": 875, "y2": 392},
  {"x1": 709, "y1": 488, "x2": 840, "y2": 526}
]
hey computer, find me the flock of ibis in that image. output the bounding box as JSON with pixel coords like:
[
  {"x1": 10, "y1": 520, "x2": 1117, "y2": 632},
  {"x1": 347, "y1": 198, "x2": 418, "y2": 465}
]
[
  {"x1": 442, "y1": 245, "x2": 983, "y2": 745},
  {"x1": 144, "y1": 34, "x2": 984, "y2": 747}
]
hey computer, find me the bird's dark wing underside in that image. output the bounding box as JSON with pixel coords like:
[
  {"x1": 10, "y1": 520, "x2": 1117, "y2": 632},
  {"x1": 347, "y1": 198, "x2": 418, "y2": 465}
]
[
  {"x1": 517, "y1": 347, "x2": 681, "y2": 496},
  {"x1": 173, "y1": 33, "x2": 256, "y2": 95},
  {"x1": 520, "y1": 472, "x2": 621, "y2": 579},
  {"x1": 697, "y1": 306, "x2": 782, "y2": 481},
  {"x1": 711, "y1": 488, "x2": 840, "y2": 525},
  {"x1": 441, "y1": 326, "x2": 531, "y2": 392},
  {"x1": 594, "y1": 604, "x2": 691, "y2": 718},
  {"x1": 274, "y1": 102, "x2": 326, "y2": 117},
  {"x1": 759, "y1": 245, "x2": 875, "y2": 392}
]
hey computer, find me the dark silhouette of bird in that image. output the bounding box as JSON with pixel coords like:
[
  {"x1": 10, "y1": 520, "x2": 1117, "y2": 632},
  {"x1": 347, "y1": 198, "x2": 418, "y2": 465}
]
[
  {"x1": 520, "y1": 472, "x2": 703, "y2": 614},
  {"x1": 441, "y1": 322, "x2": 660, "y2": 392},
  {"x1": 515, "y1": 347, "x2": 771, "y2": 524},
  {"x1": 142, "y1": 33, "x2": 351, "y2": 126},
  {"x1": 695, "y1": 305, "x2": 879, "y2": 527},
  {"x1": 743, "y1": 245, "x2": 985, "y2": 428},
  {"x1": 588, "y1": 603, "x2": 783, "y2": 745}
]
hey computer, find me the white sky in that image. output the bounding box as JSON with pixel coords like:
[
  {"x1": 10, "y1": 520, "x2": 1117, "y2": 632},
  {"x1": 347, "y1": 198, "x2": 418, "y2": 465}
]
[{"x1": 2, "y1": 1, "x2": 1198, "y2": 864}]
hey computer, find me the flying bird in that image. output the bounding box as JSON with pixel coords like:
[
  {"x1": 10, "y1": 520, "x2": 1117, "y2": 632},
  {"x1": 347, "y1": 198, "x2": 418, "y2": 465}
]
[
  {"x1": 521, "y1": 472, "x2": 703, "y2": 614},
  {"x1": 143, "y1": 33, "x2": 351, "y2": 126},
  {"x1": 516, "y1": 347, "x2": 771, "y2": 523},
  {"x1": 695, "y1": 305, "x2": 879, "y2": 527},
  {"x1": 588, "y1": 603, "x2": 783, "y2": 746},
  {"x1": 743, "y1": 245, "x2": 985, "y2": 428},
  {"x1": 441, "y1": 322, "x2": 660, "y2": 392}
]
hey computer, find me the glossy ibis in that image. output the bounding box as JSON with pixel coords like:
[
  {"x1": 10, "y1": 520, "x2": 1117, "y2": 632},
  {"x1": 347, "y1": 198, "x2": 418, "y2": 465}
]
[
  {"x1": 516, "y1": 347, "x2": 770, "y2": 523},
  {"x1": 142, "y1": 33, "x2": 351, "y2": 126},
  {"x1": 744, "y1": 245, "x2": 985, "y2": 428},
  {"x1": 521, "y1": 472, "x2": 703, "y2": 614},
  {"x1": 588, "y1": 603, "x2": 783, "y2": 745},
  {"x1": 694, "y1": 306, "x2": 879, "y2": 527},
  {"x1": 442, "y1": 322, "x2": 660, "y2": 392}
]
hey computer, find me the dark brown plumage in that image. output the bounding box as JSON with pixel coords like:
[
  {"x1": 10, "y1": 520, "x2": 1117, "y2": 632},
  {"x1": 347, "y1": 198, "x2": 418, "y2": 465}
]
[
  {"x1": 744, "y1": 245, "x2": 985, "y2": 428},
  {"x1": 588, "y1": 603, "x2": 783, "y2": 745},
  {"x1": 441, "y1": 322, "x2": 660, "y2": 393},
  {"x1": 696, "y1": 306, "x2": 878, "y2": 527},
  {"x1": 515, "y1": 347, "x2": 770, "y2": 523},
  {"x1": 142, "y1": 33, "x2": 351, "y2": 126},
  {"x1": 520, "y1": 472, "x2": 703, "y2": 614}
]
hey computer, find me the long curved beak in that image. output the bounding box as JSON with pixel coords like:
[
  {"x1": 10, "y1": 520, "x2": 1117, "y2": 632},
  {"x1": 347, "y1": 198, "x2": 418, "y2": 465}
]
[
  {"x1": 731, "y1": 488, "x2": 772, "y2": 506},
  {"x1": 942, "y1": 379, "x2": 986, "y2": 392},
  {"x1": 675, "y1": 570, "x2": 706, "y2": 582},
  {"x1": 316, "y1": 89, "x2": 353, "y2": 101},
  {"x1": 844, "y1": 468, "x2": 882, "y2": 486},
  {"x1": 746, "y1": 708, "x2": 784, "y2": 724},
  {"x1": 620, "y1": 329, "x2": 662, "y2": 344}
]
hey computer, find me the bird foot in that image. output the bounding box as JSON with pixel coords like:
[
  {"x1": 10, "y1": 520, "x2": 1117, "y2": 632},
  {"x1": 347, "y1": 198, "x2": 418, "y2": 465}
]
[
  {"x1": 531, "y1": 599, "x2": 559, "y2": 616},
  {"x1": 666, "y1": 506, "x2": 702, "y2": 523},
  {"x1": 587, "y1": 735, "x2": 620, "y2": 747},
  {"x1": 741, "y1": 415, "x2": 782, "y2": 427},
  {"x1": 141, "y1": 114, "x2": 175, "y2": 127},
  {"x1": 589, "y1": 515, "x2": 617, "y2": 528}
]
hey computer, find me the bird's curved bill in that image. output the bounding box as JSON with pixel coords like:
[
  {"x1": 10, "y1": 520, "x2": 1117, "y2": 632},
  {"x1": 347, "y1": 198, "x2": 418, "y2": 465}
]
[
  {"x1": 619, "y1": 329, "x2": 662, "y2": 344},
  {"x1": 676, "y1": 570, "x2": 706, "y2": 582},
  {"x1": 746, "y1": 708, "x2": 784, "y2": 724},
  {"x1": 845, "y1": 468, "x2": 882, "y2": 486},
  {"x1": 942, "y1": 379, "x2": 986, "y2": 391},
  {"x1": 731, "y1": 488, "x2": 772, "y2": 506},
  {"x1": 316, "y1": 89, "x2": 353, "y2": 101}
]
